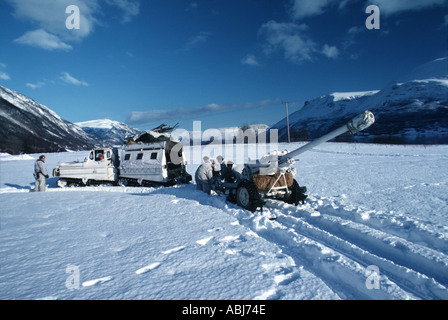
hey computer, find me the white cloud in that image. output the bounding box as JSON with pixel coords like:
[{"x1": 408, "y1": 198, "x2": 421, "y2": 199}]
[
  {"x1": 105, "y1": 0, "x2": 140, "y2": 23},
  {"x1": 59, "y1": 72, "x2": 88, "y2": 86},
  {"x1": 7, "y1": 0, "x2": 141, "y2": 50},
  {"x1": 289, "y1": 0, "x2": 356, "y2": 20},
  {"x1": 368, "y1": 0, "x2": 448, "y2": 16},
  {"x1": 259, "y1": 21, "x2": 317, "y2": 63},
  {"x1": 0, "y1": 63, "x2": 10, "y2": 81},
  {"x1": 186, "y1": 2, "x2": 198, "y2": 12},
  {"x1": 7, "y1": 0, "x2": 99, "y2": 42},
  {"x1": 14, "y1": 29, "x2": 72, "y2": 51},
  {"x1": 241, "y1": 54, "x2": 260, "y2": 66},
  {"x1": 0, "y1": 72, "x2": 11, "y2": 81},
  {"x1": 185, "y1": 32, "x2": 211, "y2": 50},
  {"x1": 26, "y1": 81, "x2": 46, "y2": 89},
  {"x1": 289, "y1": 0, "x2": 448, "y2": 20},
  {"x1": 259, "y1": 20, "x2": 343, "y2": 63},
  {"x1": 127, "y1": 99, "x2": 279, "y2": 125},
  {"x1": 290, "y1": 0, "x2": 334, "y2": 20},
  {"x1": 347, "y1": 26, "x2": 364, "y2": 35},
  {"x1": 322, "y1": 44, "x2": 339, "y2": 59},
  {"x1": 189, "y1": 32, "x2": 211, "y2": 45},
  {"x1": 128, "y1": 103, "x2": 226, "y2": 124}
]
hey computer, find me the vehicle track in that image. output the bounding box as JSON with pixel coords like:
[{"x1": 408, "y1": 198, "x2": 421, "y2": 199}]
[{"x1": 232, "y1": 196, "x2": 448, "y2": 299}]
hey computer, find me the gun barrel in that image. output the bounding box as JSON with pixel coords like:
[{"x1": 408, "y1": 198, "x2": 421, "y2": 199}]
[{"x1": 279, "y1": 110, "x2": 375, "y2": 163}]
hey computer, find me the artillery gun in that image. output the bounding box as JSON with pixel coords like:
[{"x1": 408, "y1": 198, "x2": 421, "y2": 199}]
[{"x1": 212, "y1": 110, "x2": 375, "y2": 212}]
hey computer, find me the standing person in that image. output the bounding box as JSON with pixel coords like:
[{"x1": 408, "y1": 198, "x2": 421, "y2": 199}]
[
  {"x1": 34, "y1": 155, "x2": 49, "y2": 192},
  {"x1": 195, "y1": 156, "x2": 213, "y2": 194}
]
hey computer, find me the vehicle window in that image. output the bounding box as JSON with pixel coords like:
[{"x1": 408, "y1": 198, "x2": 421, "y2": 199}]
[
  {"x1": 136, "y1": 153, "x2": 143, "y2": 160},
  {"x1": 124, "y1": 154, "x2": 131, "y2": 161},
  {"x1": 89, "y1": 152, "x2": 94, "y2": 160},
  {"x1": 95, "y1": 150, "x2": 104, "y2": 161},
  {"x1": 151, "y1": 152, "x2": 158, "y2": 160},
  {"x1": 106, "y1": 151, "x2": 111, "y2": 159}
]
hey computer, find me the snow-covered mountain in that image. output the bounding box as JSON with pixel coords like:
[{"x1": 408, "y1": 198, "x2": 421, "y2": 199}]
[
  {"x1": 400, "y1": 57, "x2": 448, "y2": 82},
  {"x1": 76, "y1": 119, "x2": 140, "y2": 146},
  {"x1": 271, "y1": 59, "x2": 448, "y2": 144},
  {"x1": 0, "y1": 85, "x2": 99, "y2": 155}
]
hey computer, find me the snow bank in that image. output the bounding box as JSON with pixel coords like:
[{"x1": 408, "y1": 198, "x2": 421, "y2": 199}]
[{"x1": 0, "y1": 153, "x2": 35, "y2": 161}]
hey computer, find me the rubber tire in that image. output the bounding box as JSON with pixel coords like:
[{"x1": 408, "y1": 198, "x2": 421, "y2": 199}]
[{"x1": 236, "y1": 180, "x2": 262, "y2": 212}]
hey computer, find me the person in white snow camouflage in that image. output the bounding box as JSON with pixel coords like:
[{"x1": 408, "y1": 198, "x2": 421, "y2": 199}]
[
  {"x1": 34, "y1": 155, "x2": 49, "y2": 192},
  {"x1": 195, "y1": 156, "x2": 213, "y2": 195}
]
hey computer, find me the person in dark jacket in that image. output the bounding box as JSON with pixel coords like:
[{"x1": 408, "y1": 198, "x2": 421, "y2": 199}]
[
  {"x1": 216, "y1": 155, "x2": 235, "y2": 182},
  {"x1": 34, "y1": 155, "x2": 49, "y2": 192}
]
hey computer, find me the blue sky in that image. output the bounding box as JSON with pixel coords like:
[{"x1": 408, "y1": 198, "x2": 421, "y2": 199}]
[{"x1": 0, "y1": 0, "x2": 447, "y2": 131}]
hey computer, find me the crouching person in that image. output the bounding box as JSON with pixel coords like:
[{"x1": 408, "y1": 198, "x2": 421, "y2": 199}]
[
  {"x1": 195, "y1": 156, "x2": 213, "y2": 195},
  {"x1": 34, "y1": 155, "x2": 49, "y2": 192}
]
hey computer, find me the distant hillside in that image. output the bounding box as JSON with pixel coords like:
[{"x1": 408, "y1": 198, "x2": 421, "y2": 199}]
[
  {"x1": 76, "y1": 119, "x2": 140, "y2": 146},
  {"x1": 0, "y1": 85, "x2": 99, "y2": 155},
  {"x1": 271, "y1": 58, "x2": 448, "y2": 144}
]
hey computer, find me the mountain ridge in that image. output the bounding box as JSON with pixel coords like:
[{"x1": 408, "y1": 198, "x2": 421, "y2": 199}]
[
  {"x1": 75, "y1": 118, "x2": 140, "y2": 146},
  {"x1": 271, "y1": 59, "x2": 448, "y2": 144},
  {"x1": 0, "y1": 85, "x2": 99, "y2": 155}
]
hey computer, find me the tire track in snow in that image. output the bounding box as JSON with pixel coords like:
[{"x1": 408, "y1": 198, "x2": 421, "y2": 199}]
[
  {"x1": 301, "y1": 196, "x2": 448, "y2": 287},
  {"x1": 281, "y1": 212, "x2": 448, "y2": 299},
  {"x1": 149, "y1": 184, "x2": 448, "y2": 299},
  {"x1": 240, "y1": 211, "x2": 406, "y2": 299},
  {"x1": 308, "y1": 194, "x2": 448, "y2": 254},
  {"x1": 259, "y1": 198, "x2": 448, "y2": 299}
]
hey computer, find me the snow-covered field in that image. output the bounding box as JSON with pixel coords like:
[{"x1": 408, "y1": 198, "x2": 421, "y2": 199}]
[{"x1": 1, "y1": 143, "x2": 448, "y2": 300}]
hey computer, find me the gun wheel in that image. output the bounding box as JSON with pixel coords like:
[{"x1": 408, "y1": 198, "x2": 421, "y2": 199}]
[{"x1": 236, "y1": 180, "x2": 264, "y2": 212}]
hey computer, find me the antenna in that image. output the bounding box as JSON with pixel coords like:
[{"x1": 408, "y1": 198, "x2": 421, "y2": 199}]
[{"x1": 282, "y1": 101, "x2": 291, "y2": 143}]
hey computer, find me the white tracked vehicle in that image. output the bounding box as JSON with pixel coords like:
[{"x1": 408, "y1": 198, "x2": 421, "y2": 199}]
[
  {"x1": 53, "y1": 125, "x2": 192, "y2": 187},
  {"x1": 53, "y1": 147, "x2": 119, "y2": 187},
  {"x1": 212, "y1": 110, "x2": 376, "y2": 212}
]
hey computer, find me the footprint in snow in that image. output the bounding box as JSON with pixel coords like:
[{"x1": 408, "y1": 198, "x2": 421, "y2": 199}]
[
  {"x1": 82, "y1": 276, "x2": 112, "y2": 287},
  {"x1": 136, "y1": 262, "x2": 161, "y2": 275},
  {"x1": 162, "y1": 246, "x2": 186, "y2": 255},
  {"x1": 196, "y1": 236, "x2": 214, "y2": 246},
  {"x1": 220, "y1": 235, "x2": 245, "y2": 243}
]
